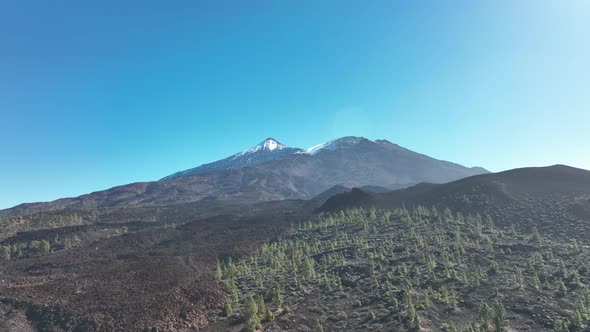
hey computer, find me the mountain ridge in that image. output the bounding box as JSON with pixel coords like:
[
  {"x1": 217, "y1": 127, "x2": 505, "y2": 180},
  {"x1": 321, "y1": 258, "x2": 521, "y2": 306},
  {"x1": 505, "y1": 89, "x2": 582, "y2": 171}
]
[
  {"x1": 320, "y1": 164, "x2": 590, "y2": 237},
  {"x1": 0, "y1": 136, "x2": 488, "y2": 219}
]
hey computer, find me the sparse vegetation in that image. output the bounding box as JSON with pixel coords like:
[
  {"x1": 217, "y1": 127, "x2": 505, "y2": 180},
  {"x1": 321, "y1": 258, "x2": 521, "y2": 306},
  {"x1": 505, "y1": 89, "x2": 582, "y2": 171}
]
[{"x1": 213, "y1": 207, "x2": 590, "y2": 331}]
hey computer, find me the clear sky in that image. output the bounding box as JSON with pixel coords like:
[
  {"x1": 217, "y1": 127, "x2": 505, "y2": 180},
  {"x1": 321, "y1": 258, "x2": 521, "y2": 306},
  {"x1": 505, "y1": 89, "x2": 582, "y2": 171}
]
[{"x1": 1, "y1": 1, "x2": 589, "y2": 209}]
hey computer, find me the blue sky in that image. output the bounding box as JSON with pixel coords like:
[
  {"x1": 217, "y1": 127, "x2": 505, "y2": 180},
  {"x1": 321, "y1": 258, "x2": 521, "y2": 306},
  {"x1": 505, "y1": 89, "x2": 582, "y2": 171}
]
[{"x1": 1, "y1": 1, "x2": 589, "y2": 209}]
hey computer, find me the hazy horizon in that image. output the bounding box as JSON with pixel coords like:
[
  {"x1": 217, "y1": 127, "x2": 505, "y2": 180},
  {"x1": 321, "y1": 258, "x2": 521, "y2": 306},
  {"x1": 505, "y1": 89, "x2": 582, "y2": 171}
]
[{"x1": 1, "y1": 1, "x2": 589, "y2": 209}]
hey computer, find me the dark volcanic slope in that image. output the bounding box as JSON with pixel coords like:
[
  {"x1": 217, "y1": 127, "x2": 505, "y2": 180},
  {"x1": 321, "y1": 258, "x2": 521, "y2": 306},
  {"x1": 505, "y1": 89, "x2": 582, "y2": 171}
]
[
  {"x1": 321, "y1": 164, "x2": 590, "y2": 238},
  {"x1": 0, "y1": 200, "x2": 310, "y2": 331},
  {"x1": 1, "y1": 165, "x2": 588, "y2": 331},
  {"x1": 1, "y1": 137, "x2": 487, "y2": 220}
]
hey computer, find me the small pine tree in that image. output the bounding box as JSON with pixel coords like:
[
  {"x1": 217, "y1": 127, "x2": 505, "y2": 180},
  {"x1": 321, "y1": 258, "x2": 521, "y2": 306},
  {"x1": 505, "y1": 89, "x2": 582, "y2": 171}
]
[
  {"x1": 440, "y1": 285, "x2": 450, "y2": 304},
  {"x1": 244, "y1": 294, "x2": 261, "y2": 332},
  {"x1": 478, "y1": 302, "x2": 491, "y2": 331},
  {"x1": 531, "y1": 226, "x2": 541, "y2": 243},
  {"x1": 559, "y1": 260, "x2": 568, "y2": 278},
  {"x1": 411, "y1": 312, "x2": 422, "y2": 331},
  {"x1": 221, "y1": 300, "x2": 232, "y2": 317},
  {"x1": 215, "y1": 260, "x2": 223, "y2": 283},
  {"x1": 271, "y1": 286, "x2": 283, "y2": 307},
  {"x1": 388, "y1": 296, "x2": 399, "y2": 311},
  {"x1": 422, "y1": 290, "x2": 431, "y2": 307},
  {"x1": 314, "y1": 317, "x2": 324, "y2": 332},
  {"x1": 256, "y1": 294, "x2": 267, "y2": 316},
  {"x1": 441, "y1": 321, "x2": 458, "y2": 332},
  {"x1": 572, "y1": 240, "x2": 580, "y2": 253},
  {"x1": 553, "y1": 319, "x2": 569, "y2": 332},
  {"x1": 492, "y1": 301, "x2": 507, "y2": 332},
  {"x1": 245, "y1": 317, "x2": 259, "y2": 332},
  {"x1": 462, "y1": 323, "x2": 477, "y2": 332},
  {"x1": 570, "y1": 270, "x2": 581, "y2": 285},
  {"x1": 488, "y1": 260, "x2": 499, "y2": 275},
  {"x1": 264, "y1": 306, "x2": 274, "y2": 322},
  {"x1": 2, "y1": 246, "x2": 10, "y2": 261},
  {"x1": 515, "y1": 267, "x2": 524, "y2": 290},
  {"x1": 225, "y1": 277, "x2": 239, "y2": 304},
  {"x1": 368, "y1": 309, "x2": 376, "y2": 320},
  {"x1": 40, "y1": 240, "x2": 51, "y2": 255},
  {"x1": 472, "y1": 271, "x2": 481, "y2": 288},
  {"x1": 569, "y1": 310, "x2": 583, "y2": 331},
  {"x1": 532, "y1": 274, "x2": 541, "y2": 290},
  {"x1": 557, "y1": 280, "x2": 568, "y2": 296},
  {"x1": 449, "y1": 288, "x2": 458, "y2": 308},
  {"x1": 302, "y1": 257, "x2": 315, "y2": 279},
  {"x1": 369, "y1": 208, "x2": 377, "y2": 221}
]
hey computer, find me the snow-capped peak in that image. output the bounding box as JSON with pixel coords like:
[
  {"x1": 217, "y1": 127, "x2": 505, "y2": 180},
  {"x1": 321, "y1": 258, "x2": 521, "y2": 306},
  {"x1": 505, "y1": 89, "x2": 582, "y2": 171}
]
[
  {"x1": 262, "y1": 138, "x2": 283, "y2": 151},
  {"x1": 236, "y1": 138, "x2": 287, "y2": 156},
  {"x1": 302, "y1": 136, "x2": 368, "y2": 155}
]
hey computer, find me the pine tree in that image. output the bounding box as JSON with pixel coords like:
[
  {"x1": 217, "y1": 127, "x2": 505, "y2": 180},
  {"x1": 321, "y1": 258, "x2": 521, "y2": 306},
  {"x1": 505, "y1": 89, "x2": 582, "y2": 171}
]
[
  {"x1": 225, "y1": 277, "x2": 239, "y2": 304},
  {"x1": 441, "y1": 321, "x2": 458, "y2": 332},
  {"x1": 553, "y1": 319, "x2": 568, "y2": 332},
  {"x1": 221, "y1": 300, "x2": 232, "y2": 317},
  {"x1": 388, "y1": 296, "x2": 399, "y2": 311},
  {"x1": 302, "y1": 257, "x2": 315, "y2": 279},
  {"x1": 530, "y1": 226, "x2": 541, "y2": 243},
  {"x1": 492, "y1": 301, "x2": 507, "y2": 332},
  {"x1": 411, "y1": 312, "x2": 421, "y2": 331},
  {"x1": 441, "y1": 285, "x2": 450, "y2": 304},
  {"x1": 271, "y1": 286, "x2": 283, "y2": 307},
  {"x1": 488, "y1": 260, "x2": 499, "y2": 274},
  {"x1": 530, "y1": 273, "x2": 540, "y2": 290},
  {"x1": 449, "y1": 288, "x2": 458, "y2": 308},
  {"x1": 478, "y1": 302, "x2": 491, "y2": 331},
  {"x1": 557, "y1": 280, "x2": 568, "y2": 296},
  {"x1": 256, "y1": 294, "x2": 267, "y2": 316},
  {"x1": 422, "y1": 289, "x2": 431, "y2": 307},
  {"x1": 264, "y1": 306, "x2": 274, "y2": 322},
  {"x1": 314, "y1": 317, "x2": 324, "y2": 332},
  {"x1": 244, "y1": 294, "x2": 261, "y2": 332},
  {"x1": 2, "y1": 246, "x2": 10, "y2": 261},
  {"x1": 40, "y1": 240, "x2": 51, "y2": 255},
  {"x1": 515, "y1": 267, "x2": 524, "y2": 290},
  {"x1": 569, "y1": 309, "x2": 583, "y2": 331},
  {"x1": 215, "y1": 260, "x2": 223, "y2": 283}
]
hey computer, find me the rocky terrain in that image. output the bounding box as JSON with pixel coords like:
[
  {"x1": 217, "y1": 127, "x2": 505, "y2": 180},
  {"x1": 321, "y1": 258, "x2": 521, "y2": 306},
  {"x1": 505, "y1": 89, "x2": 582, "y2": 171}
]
[
  {"x1": 0, "y1": 200, "x2": 310, "y2": 331},
  {"x1": 202, "y1": 165, "x2": 590, "y2": 331},
  {"x1": 0, "y1": 156, "x2": 588, "y2": 331}
]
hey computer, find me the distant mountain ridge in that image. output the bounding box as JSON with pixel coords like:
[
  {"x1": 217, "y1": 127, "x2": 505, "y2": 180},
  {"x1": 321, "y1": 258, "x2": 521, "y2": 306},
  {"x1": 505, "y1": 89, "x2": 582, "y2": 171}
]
[
  {"x1": 319, "y1": 164, "x2": 590, "y2": 240},
  {"x1": 1, "y1": 136, "x2": 488, "y2": 217}
]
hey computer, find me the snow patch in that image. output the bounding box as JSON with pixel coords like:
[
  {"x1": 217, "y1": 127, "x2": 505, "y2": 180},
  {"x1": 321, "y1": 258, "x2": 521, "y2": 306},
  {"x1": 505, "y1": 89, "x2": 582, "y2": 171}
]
[
  {"x1": 300, "y1": 137, "x2": 368, "y2": 155},
  {"x1": 302, "y1": 139, "x2": 338, "y2": 155}
]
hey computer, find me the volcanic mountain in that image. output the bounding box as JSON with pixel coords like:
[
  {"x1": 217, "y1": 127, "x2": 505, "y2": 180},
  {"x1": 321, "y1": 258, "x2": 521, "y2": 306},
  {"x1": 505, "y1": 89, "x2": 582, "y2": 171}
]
[{"x1": 1, "y1": 136, "x2": 487, "y2": 218}]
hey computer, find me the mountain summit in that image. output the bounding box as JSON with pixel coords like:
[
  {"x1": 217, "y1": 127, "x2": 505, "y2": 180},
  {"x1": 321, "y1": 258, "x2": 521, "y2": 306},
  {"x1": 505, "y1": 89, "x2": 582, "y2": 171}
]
[
  {"x1": 237, "y1": 138, "x2": 288, "y2": 155},
  {"x1": 161, "y1": 138, "x2": 302, "y2": 180}
]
